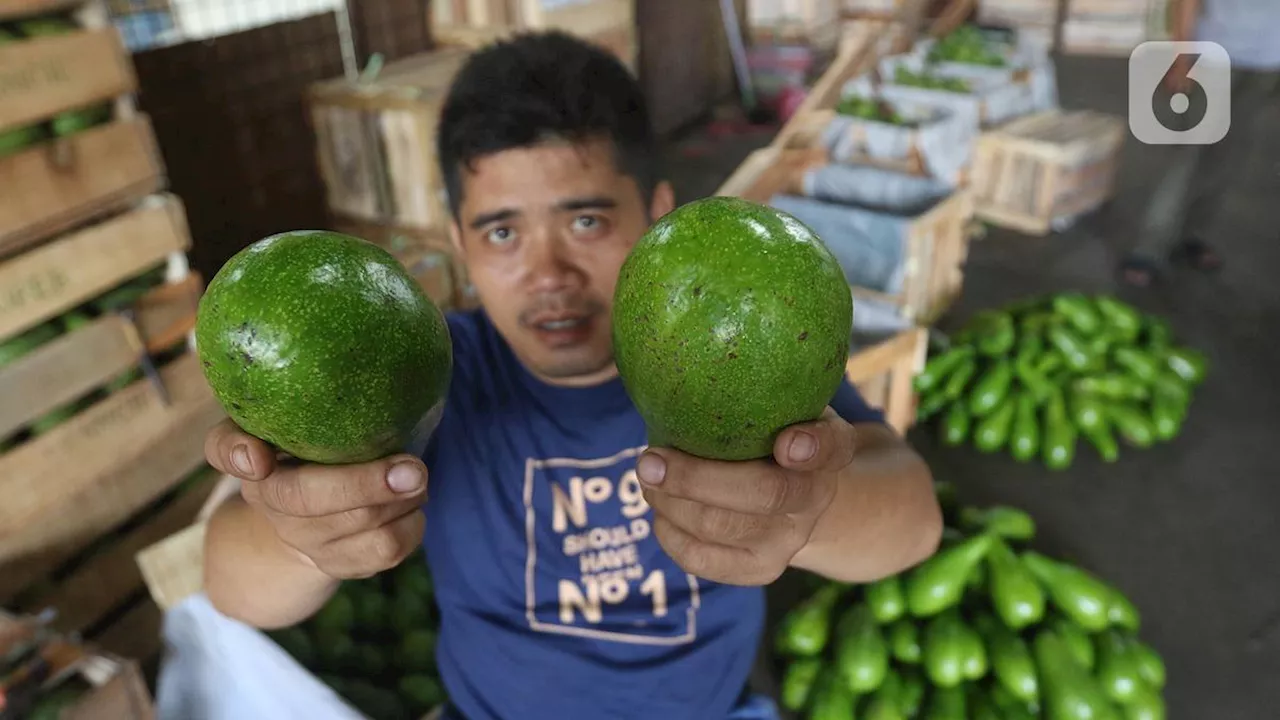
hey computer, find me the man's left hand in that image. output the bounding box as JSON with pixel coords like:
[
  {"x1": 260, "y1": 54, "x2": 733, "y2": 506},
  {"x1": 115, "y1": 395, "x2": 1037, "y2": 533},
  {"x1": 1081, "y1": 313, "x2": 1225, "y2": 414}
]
[{"x1": 636, "y1": 407, "x2": 856, "y2": 586}]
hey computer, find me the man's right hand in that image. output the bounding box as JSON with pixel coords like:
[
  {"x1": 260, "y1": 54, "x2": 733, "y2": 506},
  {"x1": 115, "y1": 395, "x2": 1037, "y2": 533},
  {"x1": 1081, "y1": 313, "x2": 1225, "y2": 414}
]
[{"x1": 204, "y1": 419, "x2": 428, "y2": 580}]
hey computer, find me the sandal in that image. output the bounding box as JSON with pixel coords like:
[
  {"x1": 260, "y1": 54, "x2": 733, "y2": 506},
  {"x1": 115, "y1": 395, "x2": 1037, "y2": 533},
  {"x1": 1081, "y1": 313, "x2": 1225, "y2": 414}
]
[
  {"x1": 1118, "y1": 255, "x2": 1159, "y2": 288},
  {"x1": 1170, "y1": 238, "x2": 1223, "y2": 273}
]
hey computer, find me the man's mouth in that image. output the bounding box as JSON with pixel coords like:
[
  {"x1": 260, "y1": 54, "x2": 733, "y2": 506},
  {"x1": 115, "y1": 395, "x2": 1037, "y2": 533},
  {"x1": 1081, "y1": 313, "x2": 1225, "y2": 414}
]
[{"x1": 534, "y1": 315, "x2": 588, "y2": 331}]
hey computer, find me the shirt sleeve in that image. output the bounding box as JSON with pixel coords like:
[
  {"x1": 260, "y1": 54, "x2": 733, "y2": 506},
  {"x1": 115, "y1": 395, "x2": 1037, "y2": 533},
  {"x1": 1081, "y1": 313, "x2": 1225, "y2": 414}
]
[{"x1": 830, "y1": 376, "x2": 887, "y2": 426}]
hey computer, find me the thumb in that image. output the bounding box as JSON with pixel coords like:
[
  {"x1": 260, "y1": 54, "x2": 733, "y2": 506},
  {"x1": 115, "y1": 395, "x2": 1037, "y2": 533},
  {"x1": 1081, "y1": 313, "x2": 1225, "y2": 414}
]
[{"x1": 772, "y1": 407, "x2": 857, "y2": 473}]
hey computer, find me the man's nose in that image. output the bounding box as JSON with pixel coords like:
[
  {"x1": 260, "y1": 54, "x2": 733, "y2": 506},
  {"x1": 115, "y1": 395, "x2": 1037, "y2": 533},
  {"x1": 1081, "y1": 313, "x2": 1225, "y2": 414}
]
[{"x1": 524, "y1": 233, "x2": 579, "y2": 292}]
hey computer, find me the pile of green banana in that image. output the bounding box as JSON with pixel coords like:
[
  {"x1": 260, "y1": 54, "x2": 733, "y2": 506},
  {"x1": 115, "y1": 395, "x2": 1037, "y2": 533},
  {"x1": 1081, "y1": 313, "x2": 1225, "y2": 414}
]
[
  {"x1": 773, "y1": 498, "x2": 1166, "y2": 720},
  {"x1": 926, "y1": 25, "x2": 1008, "y2": 68},
  {"x1": 835, "y1": 95, "x2": 908, "y2": 126},
  {"x1": 892, "y1": 66, "x2": 972, "y2": 94},
  {"x1": 0, "y1": 14, "x2": 114, "y2": 159},
  {"x1": 0, "y1": 267, "x2": 169, "y2": 451},
  {"x1": 914, "y1": 293, "x2": 1208, "y2": 467},
  {"x1": 268, "y1": 549, "x2": 447, "y2": 720}
]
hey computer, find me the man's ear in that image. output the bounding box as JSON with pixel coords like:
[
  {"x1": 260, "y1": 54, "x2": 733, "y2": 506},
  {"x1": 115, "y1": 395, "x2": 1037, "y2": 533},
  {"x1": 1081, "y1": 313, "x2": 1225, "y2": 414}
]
[{"x1": 649, "y1": 180, "x2": 676, "y2": 222}]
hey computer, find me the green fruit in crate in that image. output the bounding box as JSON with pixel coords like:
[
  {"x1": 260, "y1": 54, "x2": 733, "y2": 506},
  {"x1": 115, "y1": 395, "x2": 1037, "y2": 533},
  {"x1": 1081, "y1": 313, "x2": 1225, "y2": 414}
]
[
  {"x1": 313, "y1": 591, "x2": 356, "y2": 635},
  {"x1": 1033, "y1": 630, "x2": 1123, "y2": 720},
  {"x1": 390, "y1": 591, "x2": 432, "y2": 635},
  {"x1": 352, "y1": 587, "x2": 390, "y2": 633},
  {"x1": 1130, "y1": 640, "x2": 1166, "y2": 688},
  {"x1": 29, "y1": 397, "x2": 88, "y2": 436},
  {"x1": 1125, "y1": 682, "x2": 1168, "y2": 720},
  {"x1": 0, "y1": 323, "x2": 61, "y2": 368},
  {"x1": 1052, "y1": 293, "x2": 1103, "y2": 336},
  {"x1": 316, "y1": 632, "x2": 358, "y2": 673},
  {"x1": 865, "y1": 575, "x2": 906, "y2": 623},
  {"x1": 342, "y1": 679, "x2": 409, "y2": 720},
  {"x1": 834, "y1": 603, "x2": 889, "y2": 693},
  {"x1": 611, "y1": 196, "x2": 852, "y2": 461},
  {"x1": 958, "y1": 506, "x2": 1035, "y2": 541},
  {"x1": 0, "y1": 123, "x2": 45, "y2": 158},
  {"x1": 398, "y1": 628, "x2": 438, "y2": 673},
  {"x1": 395, "y1": 558, "x2": 435, "y2": 599},
  {"x1": 973, "y1": 394, "x2": 1016, "y2": 453},
  {"x1": 922, "y1": 684, "x2": 966, "y2": 719},
  {"x1": 15, "y1": 15, "x2": 79, "y2": 36},
  {"x1": 973, "y1": 613, "x2": 1039, "y2": 704},
  {"x1": 863, "y1": 670, "x2": 905, "y2": 720},
  {"x1": 195, "y1": 230, "x2": 453, "y2": 464},
  {"x1": 939, "y1": 401, "x2": 970, "y2": 447},
  {"x1": 775, "y1": 583, "x2": 841, "y2": 656},
  {"x1": 889, "y1": 619, "x2": 922, "y2": 664},
  {"x1": 1009, "y1": 393, "x2": 1040, "y2": 462},
  {"x1": 914, "y1": 346, "x2": 974, "y2": 394},
  {"x1": 1163, "y1": 346, "x2": 1208, "y2": 385},
  {"x1": 807, "y1": 667, "x2": 855, "y2": 720},
  {"x1": 897, "y1": 668, "x2": 925, "y2": 717},
  {"x1": 779, "y1": 657, "x2": 823, "y2": 711},
  {"x1": 1094, "y1": 631, "x2": 1146, "y2": 705},
  {"x1": 967, "y1": 687, "x2": 1003, "y2": 720},
  {"x1": 921, "y1": 609, "x2": 967, "y2": 688},
  {"x1": 1046, "y1": 614, "x2": 1096, "y2": 670},
  {"x1": 399, "y1": 674, "x2": 446, "y2": 713},
  {"x1": 987, "y1": 538, "x2": 1045, "y2": 630},
  {"x1": 1021, "y1": 551, "x2": 1113, "y2": 632},
  {"x1": 905, "y1": 532, "x2": 993, "y2": 617},
  {"x1": 51, "y1": 103, "x2": 112, "y2": 137},
  {"x1": 353, "y1": 643, "x2": 388, "y2": 677}
]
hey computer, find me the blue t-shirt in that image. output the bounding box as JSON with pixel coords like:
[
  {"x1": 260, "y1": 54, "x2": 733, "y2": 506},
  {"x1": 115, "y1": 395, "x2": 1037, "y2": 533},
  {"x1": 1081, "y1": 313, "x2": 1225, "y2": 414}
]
[{"x1": 419, "y1": 309, "x2": 885, "y2": 720}]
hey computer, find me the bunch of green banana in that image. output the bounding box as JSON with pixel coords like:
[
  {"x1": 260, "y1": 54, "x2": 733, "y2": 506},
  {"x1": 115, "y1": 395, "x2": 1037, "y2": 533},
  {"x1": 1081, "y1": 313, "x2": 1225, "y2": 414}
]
[
  {"x1": 773, "y1": 493, "x2": 1166, "y2": 720},
  {"x1": 914, "y1": 292, "x2": 1208, "y2": 468},
  {"x1": 927, "y1": 24, "x2": 1008, "y2": 68}
]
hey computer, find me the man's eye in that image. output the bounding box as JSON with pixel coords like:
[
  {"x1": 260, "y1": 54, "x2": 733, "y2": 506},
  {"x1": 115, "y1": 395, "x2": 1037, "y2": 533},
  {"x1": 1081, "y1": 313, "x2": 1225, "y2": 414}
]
[
  {"x1": 572, "y1": 215, "x2": 599, "y2": 231},
  {"x1": 486, "y1": 227, "x2": 515, "y2": 245}
]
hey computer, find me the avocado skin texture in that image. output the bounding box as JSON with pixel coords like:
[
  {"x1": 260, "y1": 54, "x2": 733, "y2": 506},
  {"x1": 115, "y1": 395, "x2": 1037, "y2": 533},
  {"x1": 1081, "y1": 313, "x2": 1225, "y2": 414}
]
[
  {"x1": 195, "y1": 230, "x2": 452, "y2": 464},
  {"x1": 612, "y1": 196, "x2": 853, "y2": 461}
]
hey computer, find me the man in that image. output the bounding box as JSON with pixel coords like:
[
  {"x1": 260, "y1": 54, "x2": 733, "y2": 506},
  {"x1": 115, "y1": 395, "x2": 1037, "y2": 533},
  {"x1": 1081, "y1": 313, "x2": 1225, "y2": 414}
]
[
  {"x1": 1120, "y1": 0, "x2": 1280, "y2": 287},
  {"x1": 202, "y1": 32, "x2": 941, "y2": 720}
]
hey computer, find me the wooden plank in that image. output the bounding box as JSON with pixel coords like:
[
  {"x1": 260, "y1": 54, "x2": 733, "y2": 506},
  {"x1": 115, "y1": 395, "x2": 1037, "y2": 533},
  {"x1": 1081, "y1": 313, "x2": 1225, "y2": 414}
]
[
  {"x1": 845, "y1": 328, "x2": 920, "y2": 382},
  {"x1": 23, "y1": 473, "x2": 217, "y2": 633},
  {"x1": 0, "y1": 352, "x2": 225, "y2": 563},
  {"x1": 0, "y1": 194, "x2": 190, "y2": 342},
  {"x1": 0, "y1": 29, "x2": 136, "y2": 134},
  {"x1": 0, "y1": 394, "x2": 221, "y2": 604},
  {"x1": 0, "y1": 117, "x2": 166, "y2": 259},
  {"x1": 90, "y1": 597, "x2": 163, "y2": 664},
  {"x1": 136, "y1": 521, "x2": 207, "y2": 612}
]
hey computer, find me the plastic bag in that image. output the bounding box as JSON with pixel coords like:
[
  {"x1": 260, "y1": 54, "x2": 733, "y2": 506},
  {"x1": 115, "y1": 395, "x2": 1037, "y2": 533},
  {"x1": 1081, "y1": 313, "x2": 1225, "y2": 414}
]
[{"x1": 154, "y1": 593, "x2": 368, "y2": 720}]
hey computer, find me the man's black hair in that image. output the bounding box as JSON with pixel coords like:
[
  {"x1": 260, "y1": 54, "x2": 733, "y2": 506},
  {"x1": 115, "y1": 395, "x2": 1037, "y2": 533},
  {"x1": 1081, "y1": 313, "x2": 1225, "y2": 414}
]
[{"x1": 435, "y1": 30, "x2": 660, "y2": 219}]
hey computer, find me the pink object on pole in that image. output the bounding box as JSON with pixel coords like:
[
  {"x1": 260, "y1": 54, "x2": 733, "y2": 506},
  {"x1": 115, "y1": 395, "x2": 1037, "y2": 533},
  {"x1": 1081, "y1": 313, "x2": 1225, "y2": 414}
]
[{"x1": 776, "y1": 86, "x2": 808, "y2": 124}]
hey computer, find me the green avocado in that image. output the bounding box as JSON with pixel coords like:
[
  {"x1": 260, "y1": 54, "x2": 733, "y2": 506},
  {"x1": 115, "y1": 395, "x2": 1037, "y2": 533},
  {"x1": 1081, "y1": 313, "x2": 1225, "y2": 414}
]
[
  {"x1": 611, "y1": 196, "x2": 853, "y2": 461},
  {"x1": 194, "y1": 230, "x2": 452, "y2": 464}
]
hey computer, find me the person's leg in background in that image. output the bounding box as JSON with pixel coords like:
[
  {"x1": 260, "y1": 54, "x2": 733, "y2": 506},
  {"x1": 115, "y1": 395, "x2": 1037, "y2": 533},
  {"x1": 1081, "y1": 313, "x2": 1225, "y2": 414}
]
[{"x1": 1120, "y1": 69, "x2": 1277, "y2": 286}]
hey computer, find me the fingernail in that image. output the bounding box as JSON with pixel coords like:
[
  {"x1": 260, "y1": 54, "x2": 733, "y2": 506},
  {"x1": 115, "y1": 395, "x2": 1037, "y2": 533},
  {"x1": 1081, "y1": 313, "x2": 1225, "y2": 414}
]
[
  {"x1": 637, "y1": 453, "x2": 666, "y2": 486},
  {"x1": 788, "y1": 431, "x2": 816, "y2": 463},
  {"x1": 387, "y1": 462, "x2": 425, "y2": 493},
  {"x1": 231, "y1": 445, "x2": 253, "y2": 475}
]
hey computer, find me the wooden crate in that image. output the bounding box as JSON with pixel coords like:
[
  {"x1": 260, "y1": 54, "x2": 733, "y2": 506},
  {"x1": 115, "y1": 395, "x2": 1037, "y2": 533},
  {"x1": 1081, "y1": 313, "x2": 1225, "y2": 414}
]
[
  {"x1": 717, "y1": 145, "x2": 973, "y2": 325},
  {"x1": 747, "y1": 0, "x2": 841, "y2": 50},
  {"x1": 0, "y1": 0, "x2": 136, "y2": 134},
  {"x1": 0, "y1": 610, "x2": 156, "y2": 718},
  {"x1": 329, "y1": 216, "x2": 459, "y2": 310},
  {"x1": 0, "y1": 193, "x2": 191, "y2": 343},
  {"x1": 432, "y1": 0, "x2": 639, "y2": 72},
  {"x1": 308, "y1": 47, "x2": 471, "y2": 231},
  {"x1": 0, "y1": 115, "x2": 166, "y2": 259},
  {"x1": 970, "y1": 110, "x2": 1125, "y2": 235},
  {"x1": 975, "y1": 0, "x2": 1057, "y2": 26},
  {"x1": 845, "y1": 327, "x2": 928, "y2": 433},
  {"x1": 775, "y1": 107, "x2": 929, "y2": 176}
]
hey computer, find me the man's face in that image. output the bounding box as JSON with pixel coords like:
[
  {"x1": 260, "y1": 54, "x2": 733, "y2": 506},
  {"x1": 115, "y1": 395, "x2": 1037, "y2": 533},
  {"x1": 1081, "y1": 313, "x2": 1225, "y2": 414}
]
[{"x1": 449, "y1": 137, "x2": 674, "y2": 386}]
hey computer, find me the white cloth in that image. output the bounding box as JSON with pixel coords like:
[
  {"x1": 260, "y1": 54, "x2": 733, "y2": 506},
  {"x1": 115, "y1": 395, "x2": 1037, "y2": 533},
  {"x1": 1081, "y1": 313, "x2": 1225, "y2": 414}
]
[{"x1": 154, "y1": 593, "x2": 367, "y2": 720}]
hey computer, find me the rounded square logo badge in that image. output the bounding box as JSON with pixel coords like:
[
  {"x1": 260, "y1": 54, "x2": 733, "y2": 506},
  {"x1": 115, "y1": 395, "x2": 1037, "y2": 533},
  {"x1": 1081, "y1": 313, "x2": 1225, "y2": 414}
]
[{"x1": 1128, "y1": 41, "x2": 1232, "y2": 145}]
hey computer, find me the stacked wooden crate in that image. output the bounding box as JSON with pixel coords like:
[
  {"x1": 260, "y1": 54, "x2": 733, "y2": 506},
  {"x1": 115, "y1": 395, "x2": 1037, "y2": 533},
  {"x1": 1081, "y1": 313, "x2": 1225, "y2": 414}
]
[
  {"x1": 976, "y1": 0, "x2": 1170, "y2": 55},
  {"x1": 746, "y1": 0, "x2": 841, "y2": 51},
  {"x1": 431, "y1": 0, "x2": 638, "y2": 74},
  {"x1": 308, "y1": 46, "x2": 476, "y2": 312},
  {"x1": 0, "y1": 0, "x2": 223, "y2": 671}
]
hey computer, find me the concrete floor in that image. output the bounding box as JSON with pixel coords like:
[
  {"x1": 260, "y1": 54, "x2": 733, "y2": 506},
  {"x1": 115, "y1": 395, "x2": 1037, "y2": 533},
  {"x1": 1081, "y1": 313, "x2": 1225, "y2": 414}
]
[{"x1": 664, "y1": 54, "x2": 1280, "y2": 719}]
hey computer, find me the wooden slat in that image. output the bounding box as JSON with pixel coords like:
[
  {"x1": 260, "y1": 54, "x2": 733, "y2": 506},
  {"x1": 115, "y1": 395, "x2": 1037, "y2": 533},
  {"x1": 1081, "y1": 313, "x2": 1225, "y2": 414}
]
[
  {"x1": 0, "y1": 117, "x2": 166, "y2": 259},
  {"x1": 91, "y1": 597, "x2": 163, "y2": 664},
  {"x1": 845, "y1": 328, "x2": 921, "y2": 382},
  {"x1": 0, "y1": 396, "x2": 222, "y2": 604},
  {"x1": 0, "y1": 29, "x2": 136, "y2": 133},
  {"x1": 0, "y1": 352, "x2": 225, "y2": 563},
  {"x1": 0, "y1": 194, "x2": 191, "y2": 342},
  {"x1": 136, "y1": 521, "x2": 207, "y2": 612},
  {"x1": 23, "y1": 473, "x2": 217, "y2": 633}
]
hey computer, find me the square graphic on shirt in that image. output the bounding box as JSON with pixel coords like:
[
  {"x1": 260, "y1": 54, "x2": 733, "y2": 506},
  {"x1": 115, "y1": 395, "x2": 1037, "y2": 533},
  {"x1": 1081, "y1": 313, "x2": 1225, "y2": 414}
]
[{"x1": 522, "y1": 446, "x2": 702, "y2": 645}]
